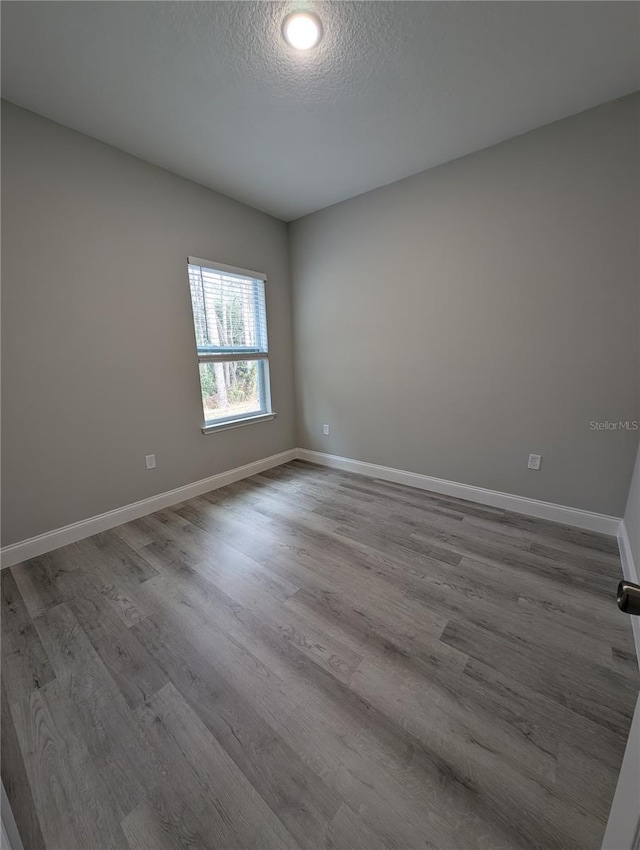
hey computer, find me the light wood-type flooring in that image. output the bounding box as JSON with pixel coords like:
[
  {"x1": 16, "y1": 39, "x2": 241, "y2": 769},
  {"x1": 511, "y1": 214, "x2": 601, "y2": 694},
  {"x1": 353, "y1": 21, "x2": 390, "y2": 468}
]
[{"x1": 2, "y1": 460, "x2": 638, "y2": 850}]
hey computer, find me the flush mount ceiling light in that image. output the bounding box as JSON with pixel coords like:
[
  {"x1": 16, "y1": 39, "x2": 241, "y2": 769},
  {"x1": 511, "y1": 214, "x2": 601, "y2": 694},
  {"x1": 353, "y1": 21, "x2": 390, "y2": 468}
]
[{"x1": 282, "y1": 12, "x2": 323, "y2": 51}]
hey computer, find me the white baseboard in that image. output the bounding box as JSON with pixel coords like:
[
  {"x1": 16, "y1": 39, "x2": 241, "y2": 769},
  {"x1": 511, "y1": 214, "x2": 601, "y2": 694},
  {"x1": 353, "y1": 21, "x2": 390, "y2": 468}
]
[
  {"x1": 0, "y1": 449, "x2": 297, "y2": 569},
  {"x1": 618, "y1": 520, "x2": 640, "y2": 665},
  {"x1": 1, "y1": 446, "x2": 625, "y2": 570},
  {"x1": 297, "y1": 448, "x2": 622, "y2": 536}
]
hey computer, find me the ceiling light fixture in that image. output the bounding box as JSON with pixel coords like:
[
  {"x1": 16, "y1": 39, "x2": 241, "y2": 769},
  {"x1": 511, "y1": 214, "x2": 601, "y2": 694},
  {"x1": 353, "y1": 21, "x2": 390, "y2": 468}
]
[{"x1": 282, "y1": 12, "x2": 323, "y2": 51}]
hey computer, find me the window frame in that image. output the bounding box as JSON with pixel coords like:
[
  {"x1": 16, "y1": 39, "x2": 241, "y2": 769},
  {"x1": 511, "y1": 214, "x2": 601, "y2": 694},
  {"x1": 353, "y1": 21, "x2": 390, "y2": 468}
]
[{"x1": 187, "y1": 256, "x2": 275, "y2": 434}]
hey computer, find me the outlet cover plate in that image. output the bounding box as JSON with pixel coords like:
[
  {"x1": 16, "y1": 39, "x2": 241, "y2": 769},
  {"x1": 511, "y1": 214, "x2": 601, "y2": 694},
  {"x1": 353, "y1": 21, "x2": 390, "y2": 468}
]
[{"x1": 528, "y1": 453, "x2": 542, "y2": 471}]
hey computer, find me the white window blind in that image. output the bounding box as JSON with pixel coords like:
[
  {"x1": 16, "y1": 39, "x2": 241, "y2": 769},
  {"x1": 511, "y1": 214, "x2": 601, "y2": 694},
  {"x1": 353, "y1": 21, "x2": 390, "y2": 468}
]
[
  {"x1": 187, "y1": 261, "x2": 269, "y2": 361},
  {"x1": 187, "y1": 258, "x2": 272, "y2": 429}
]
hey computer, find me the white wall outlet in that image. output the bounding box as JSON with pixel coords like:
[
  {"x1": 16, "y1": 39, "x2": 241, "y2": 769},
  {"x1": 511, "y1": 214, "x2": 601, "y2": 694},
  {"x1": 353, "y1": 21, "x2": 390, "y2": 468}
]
[
  {"x1": 145, "y1": 454, "x2": 156, "y2": 470},
  {"x1": 528, "y1": 453, "x2": 542, "y2": 471},
  {"x1": 323, "y1": 424, "x2": 330, "y2": 436}
]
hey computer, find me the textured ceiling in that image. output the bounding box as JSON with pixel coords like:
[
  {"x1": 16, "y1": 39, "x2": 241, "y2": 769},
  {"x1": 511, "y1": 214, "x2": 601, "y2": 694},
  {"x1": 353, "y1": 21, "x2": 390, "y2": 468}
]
[{"x1": 2, "y1": 1, "x2": 639, "y2": 220}]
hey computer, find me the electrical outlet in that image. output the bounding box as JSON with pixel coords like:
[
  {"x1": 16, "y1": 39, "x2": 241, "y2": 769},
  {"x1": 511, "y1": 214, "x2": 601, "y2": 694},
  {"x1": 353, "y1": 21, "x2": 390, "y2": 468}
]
[
  {"x1": 323, "y1": 424, "x2": 330, "y2": 436},
  {"x1": 145, "y1": 454, "x2": 156, "y2": 470},
  {"x1": 528, "y1": 453, "x2": 542, "y2": 471}
]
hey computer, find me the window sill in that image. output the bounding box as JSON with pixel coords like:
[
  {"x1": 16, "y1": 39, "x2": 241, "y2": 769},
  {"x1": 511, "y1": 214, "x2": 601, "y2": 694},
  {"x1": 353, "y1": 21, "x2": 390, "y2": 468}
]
[{"x1": 201, "y1": 412, "x2": 277, "y2": 435}]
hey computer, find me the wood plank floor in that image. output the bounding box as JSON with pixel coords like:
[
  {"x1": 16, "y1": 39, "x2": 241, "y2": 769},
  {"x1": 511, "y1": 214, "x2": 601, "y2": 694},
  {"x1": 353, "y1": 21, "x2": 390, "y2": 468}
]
[{"x1": 2, "y1": 460, "x2": 638, "y2": 850}]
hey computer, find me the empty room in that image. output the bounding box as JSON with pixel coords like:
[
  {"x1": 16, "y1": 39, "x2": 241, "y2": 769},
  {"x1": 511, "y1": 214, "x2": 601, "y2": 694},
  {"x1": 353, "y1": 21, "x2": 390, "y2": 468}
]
[{"x1": 1, "y1": 2, "x2": 640, "y2": 849}]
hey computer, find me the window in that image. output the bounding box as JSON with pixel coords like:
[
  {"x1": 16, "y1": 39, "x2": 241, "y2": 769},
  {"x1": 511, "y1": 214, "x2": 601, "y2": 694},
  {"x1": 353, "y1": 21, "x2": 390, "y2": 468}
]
[{"x1": 187, "y1": 257, "x2": 273, "y2": 432}]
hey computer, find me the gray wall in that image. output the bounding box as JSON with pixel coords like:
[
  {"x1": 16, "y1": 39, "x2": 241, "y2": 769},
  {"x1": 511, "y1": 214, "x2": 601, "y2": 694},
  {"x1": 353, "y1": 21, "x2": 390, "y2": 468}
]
[
  {"x1": 3, "y1": 95, "x2": 639, "y2": 546},
  {"x1": 290, "y1": 94, "x2": 640, "y2": 517},
  {"x1": 1, "y1": 102, "x2": 296, "y2": 546}
]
